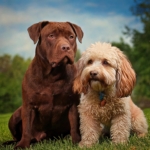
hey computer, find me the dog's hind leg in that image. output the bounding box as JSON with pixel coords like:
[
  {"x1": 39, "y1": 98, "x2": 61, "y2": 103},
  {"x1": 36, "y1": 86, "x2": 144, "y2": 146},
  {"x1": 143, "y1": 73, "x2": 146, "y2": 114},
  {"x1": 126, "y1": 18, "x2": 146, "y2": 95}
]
[
  {"x1": 8, "y1": 106, "x2": 22, "y2": 142},
  {"x1": 130, "y1": 99, "x2": 148, "y2": 137}
]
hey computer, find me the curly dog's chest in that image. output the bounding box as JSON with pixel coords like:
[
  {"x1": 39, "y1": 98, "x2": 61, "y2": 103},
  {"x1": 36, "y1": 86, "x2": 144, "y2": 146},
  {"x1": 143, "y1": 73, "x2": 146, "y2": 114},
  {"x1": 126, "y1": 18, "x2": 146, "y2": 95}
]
[{"x1": 79, "y1": 96, "x2": 125, "y2": 125}]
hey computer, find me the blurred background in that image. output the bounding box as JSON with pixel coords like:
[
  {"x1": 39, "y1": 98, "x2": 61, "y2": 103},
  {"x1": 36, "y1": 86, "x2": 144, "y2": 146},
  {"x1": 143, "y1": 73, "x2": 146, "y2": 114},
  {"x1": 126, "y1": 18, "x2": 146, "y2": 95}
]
[{"x1": 0, "y1": 0, "x2": 149, "y2": 113}]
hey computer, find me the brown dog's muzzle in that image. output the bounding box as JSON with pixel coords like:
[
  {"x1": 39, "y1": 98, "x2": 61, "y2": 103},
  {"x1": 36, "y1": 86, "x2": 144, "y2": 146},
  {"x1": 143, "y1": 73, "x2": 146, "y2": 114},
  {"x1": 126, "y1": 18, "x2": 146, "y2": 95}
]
[{"x1": 49, "y1": 39, "x2": 75, "y2": 68}]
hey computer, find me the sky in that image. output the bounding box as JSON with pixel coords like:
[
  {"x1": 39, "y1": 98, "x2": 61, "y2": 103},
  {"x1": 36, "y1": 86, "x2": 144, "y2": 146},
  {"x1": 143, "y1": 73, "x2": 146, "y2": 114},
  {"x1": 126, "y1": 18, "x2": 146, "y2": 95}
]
[{"x1": 0, "y1": 0, "x2": 142, "y2": 59}]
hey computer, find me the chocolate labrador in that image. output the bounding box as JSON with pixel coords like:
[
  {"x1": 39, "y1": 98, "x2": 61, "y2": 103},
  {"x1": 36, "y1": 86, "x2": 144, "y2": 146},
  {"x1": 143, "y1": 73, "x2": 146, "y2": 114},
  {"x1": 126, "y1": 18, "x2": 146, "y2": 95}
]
[{"x1": 8, "y1": 21, "x2": 83, "y2": 149}]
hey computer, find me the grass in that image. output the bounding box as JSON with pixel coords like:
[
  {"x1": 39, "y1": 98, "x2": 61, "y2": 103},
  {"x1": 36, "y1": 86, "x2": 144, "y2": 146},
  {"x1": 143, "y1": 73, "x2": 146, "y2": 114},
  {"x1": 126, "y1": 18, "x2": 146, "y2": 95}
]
[{"x1": 0, "y1": 109, "x2": 150, "y2": 150}]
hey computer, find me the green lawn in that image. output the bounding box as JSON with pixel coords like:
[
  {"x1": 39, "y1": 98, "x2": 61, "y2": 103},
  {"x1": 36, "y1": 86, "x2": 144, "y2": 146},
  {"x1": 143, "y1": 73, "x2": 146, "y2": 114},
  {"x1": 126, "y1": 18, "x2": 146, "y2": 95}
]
[{"x1": 0, "y1": 109, "x2": 150, "y2": 150}]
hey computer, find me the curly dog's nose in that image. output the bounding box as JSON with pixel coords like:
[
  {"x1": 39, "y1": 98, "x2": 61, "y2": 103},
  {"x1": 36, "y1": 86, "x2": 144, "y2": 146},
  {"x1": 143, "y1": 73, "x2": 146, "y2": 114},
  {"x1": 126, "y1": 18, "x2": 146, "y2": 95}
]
[{"x1": 90, "y1": 71, "x2": 98, "y2": 77}]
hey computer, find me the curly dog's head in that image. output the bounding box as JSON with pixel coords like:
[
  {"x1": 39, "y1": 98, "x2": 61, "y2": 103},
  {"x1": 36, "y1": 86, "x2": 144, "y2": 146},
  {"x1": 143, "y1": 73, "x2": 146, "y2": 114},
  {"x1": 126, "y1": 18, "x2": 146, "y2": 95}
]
[{"x1": 73, "y1": 42, "x2": 136, "y2": 98}]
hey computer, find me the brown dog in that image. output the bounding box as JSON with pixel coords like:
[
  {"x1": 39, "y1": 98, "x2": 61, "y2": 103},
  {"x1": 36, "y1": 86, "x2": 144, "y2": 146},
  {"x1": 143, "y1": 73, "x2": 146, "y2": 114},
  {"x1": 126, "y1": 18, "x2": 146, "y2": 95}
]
[{"x1": 8, "y1": 21, "x2": 83, "y2": 149}]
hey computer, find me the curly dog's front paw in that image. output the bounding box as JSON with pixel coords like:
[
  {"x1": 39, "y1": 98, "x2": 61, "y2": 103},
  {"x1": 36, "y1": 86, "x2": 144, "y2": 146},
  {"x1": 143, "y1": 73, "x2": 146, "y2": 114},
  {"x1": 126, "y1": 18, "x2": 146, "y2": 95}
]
[
  {"x1": 112, "y1": 138, "x2": 128, "y2": 144},
  {"x1": 79, "y1": 141, "x2": 94, "y2": 148}
]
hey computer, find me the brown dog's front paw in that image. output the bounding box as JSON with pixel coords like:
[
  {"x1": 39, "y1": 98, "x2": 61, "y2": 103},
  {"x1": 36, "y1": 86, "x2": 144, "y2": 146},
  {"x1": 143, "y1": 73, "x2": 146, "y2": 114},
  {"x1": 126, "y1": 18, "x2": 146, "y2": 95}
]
[
  {"x1": 15, "y1": 140, "x2": 30, "y2": 149},
  {"x1": 72, "y1": 133, "x2": 81, "y2": 144}
]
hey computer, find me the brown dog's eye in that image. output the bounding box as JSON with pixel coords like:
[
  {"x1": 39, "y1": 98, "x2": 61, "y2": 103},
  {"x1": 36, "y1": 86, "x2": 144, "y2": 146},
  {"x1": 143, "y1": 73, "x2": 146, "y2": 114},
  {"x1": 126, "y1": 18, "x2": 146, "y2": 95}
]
[
  {"x1": 87, "y1": 59, "x2": 93, "y2": 65},
  {"x1": 69, "y1": 35, "x2": 74, "y2": 39},
  {"x1": 48, "y1": 34, "x2": 55, "y2": 39}
]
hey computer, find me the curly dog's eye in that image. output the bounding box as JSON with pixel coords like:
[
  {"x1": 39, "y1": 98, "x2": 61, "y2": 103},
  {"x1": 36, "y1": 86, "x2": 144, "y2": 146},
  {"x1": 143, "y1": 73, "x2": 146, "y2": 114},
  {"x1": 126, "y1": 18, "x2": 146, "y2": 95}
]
[
  {"x1": 102, "y1": 59, "x2": 109, "y2": 65},
  {"x1": 87, "y1": 59, "x2": 93, "y2": 65}
]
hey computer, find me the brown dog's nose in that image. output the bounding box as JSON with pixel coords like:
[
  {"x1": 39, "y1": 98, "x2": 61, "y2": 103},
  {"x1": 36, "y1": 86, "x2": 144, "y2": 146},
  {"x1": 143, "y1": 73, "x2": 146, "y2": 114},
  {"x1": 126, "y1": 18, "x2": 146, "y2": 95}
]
[
  {"x1": 61, "y1": 45, "x2": 70, "y2": 51},
  {"x1": 90, "y1": 71, "x2": 98, "y2": 77}
]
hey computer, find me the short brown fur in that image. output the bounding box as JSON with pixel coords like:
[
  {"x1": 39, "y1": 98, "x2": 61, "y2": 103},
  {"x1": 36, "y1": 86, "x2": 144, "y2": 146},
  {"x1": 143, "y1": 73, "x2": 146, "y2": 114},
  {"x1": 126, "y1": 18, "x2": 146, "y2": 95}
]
[{"x1": 8, "y1": 21, "x2": 83, "y2": 149}]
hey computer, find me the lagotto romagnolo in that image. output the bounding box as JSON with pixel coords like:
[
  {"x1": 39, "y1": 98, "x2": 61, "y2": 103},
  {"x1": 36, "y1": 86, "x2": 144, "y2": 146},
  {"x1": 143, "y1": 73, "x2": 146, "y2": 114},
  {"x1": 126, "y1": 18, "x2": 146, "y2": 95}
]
[{"x1": 73, "y1": 42, "x2": 148, "y2": 148}]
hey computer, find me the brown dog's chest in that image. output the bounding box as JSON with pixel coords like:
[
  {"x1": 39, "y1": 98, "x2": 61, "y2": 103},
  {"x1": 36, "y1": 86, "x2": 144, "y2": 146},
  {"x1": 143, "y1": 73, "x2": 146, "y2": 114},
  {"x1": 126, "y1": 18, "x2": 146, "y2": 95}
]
[{"x1": 29, "y1": 80, "x2": 75, "y2": 126}]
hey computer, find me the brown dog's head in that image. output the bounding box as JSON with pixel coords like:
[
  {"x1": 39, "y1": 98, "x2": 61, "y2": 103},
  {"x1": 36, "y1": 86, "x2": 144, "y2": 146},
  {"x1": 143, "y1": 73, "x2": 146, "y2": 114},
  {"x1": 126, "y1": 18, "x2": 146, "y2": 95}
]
[
  {"x1": 28, "y1": 21, "x2": 83, "y2": 68},
  {"x1": 73, "y1": 42, "x2": 136, "y2": 98}
]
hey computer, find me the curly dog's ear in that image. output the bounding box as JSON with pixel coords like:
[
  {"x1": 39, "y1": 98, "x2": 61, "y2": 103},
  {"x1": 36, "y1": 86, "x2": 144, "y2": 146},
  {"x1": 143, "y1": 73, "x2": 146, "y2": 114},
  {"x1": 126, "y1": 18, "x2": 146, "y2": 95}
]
[
  {"x1": 116, "y1": 50, "x2": 136, "y2": 98},
  {"x1": 73, "y1": 56, "x2": 88, "y2": 94}
]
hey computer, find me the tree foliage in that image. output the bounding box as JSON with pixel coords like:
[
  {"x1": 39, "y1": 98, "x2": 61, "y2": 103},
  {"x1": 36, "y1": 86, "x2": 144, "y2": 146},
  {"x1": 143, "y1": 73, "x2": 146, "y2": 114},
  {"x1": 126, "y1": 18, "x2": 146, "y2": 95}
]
[
  {"x1": 112, "y1": 0, "x2": 150, "y2": 101},
  {"x1": 75, "y1": 49, "x2": 81, "y2": 62},
  {"x1": 0, "y1": 54, "x2": 31, "y2": 113}
]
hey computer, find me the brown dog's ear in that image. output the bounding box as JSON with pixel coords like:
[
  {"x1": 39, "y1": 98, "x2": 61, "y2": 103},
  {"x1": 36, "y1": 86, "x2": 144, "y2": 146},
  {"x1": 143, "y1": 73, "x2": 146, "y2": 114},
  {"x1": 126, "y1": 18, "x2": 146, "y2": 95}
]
[
  {"x1": 27, "y1": 21, "x2": 49, "y2": 44},
  {"x1": 67, "y1": 22, "x2": 84, "y2": 43},
  {"x1": 73, "y1": 56, "x2": 88, "y2": 94},
  {"x1": 116, "y1": 50, "x2": 136, "y2": 98}
]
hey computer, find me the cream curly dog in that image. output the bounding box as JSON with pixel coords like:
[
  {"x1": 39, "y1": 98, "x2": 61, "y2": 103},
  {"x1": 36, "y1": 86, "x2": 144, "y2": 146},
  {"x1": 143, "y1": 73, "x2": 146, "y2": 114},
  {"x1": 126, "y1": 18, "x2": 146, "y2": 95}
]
[{"x1": 73, "y1": 42, "x2": 148, "y2": 148}]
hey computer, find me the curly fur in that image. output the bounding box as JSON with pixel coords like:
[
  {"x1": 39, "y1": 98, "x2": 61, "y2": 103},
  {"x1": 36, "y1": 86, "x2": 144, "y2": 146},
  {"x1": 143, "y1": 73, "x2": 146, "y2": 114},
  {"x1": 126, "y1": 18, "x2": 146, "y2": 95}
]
[{"x1": 73, "y1": 42, "x2": 148, "y2": 148}]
